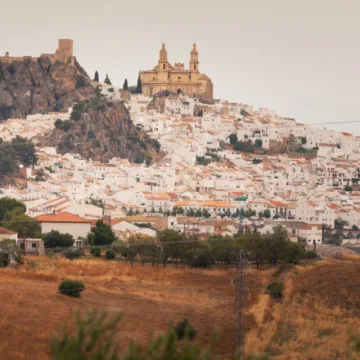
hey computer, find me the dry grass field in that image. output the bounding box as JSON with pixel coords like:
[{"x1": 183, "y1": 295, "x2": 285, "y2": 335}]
[{"x1": 0, "y1": 255, "x2": 359, "y2": 359}]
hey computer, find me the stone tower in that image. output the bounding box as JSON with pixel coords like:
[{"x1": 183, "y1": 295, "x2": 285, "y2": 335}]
[
  {"x1": 189, "y1": 43, "x2": 199, "y2": 73},
  {"x1": 56, "y1": 39, "x2": 74, "y2": 62},
  {"x1": 158, "y1": 43, "x2": 169, "y2": 70},
  {"x1": 158, "y1": 43, "x2": 169, "y2": 82}
]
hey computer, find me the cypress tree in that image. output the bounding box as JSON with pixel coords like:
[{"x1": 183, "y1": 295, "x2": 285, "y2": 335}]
[
  {"x1": 123, "y1": 79, "x2": 129, "y2": 90},
  {"x1": 136, "y1": 74, "x2": 142, "y2": 94},
  {"x1": 94, "y1": 71, "x2": 99, "y2": 82},
  {"x1": 104, "y1": 74, "x2": 112, "y2": 85}
]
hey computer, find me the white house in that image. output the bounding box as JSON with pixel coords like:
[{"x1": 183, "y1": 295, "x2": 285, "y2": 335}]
[
  {"x1": 0, "y1": 227, "x2": 18, "y2": 242},
  {"x1": 36, "y1": 212, "x2": 92, "y2": 241}
]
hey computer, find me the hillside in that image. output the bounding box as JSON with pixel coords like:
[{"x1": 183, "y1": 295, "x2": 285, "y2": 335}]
[
  {"x1": 0, "y1": 57, "x2": 95, "y2": 120},
  {"x1": 39, "y1": 98, "x2": 160, "y2": 163},
  {"x1": 0, "y1": 255, "x2": 359, "y2": 359}
]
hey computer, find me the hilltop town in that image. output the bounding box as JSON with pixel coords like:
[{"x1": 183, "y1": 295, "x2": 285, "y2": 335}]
[{"x1": 0, "y1": 40, "x2": 360, "y2": 251}]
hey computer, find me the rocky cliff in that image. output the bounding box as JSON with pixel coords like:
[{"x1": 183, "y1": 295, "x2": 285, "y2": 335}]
[
  {"x1": 0, "y1": 57, "x2": 95, "y2": 120},
  {"x1": 39, "y1": 98, "x2": 160, "y2": 163}
]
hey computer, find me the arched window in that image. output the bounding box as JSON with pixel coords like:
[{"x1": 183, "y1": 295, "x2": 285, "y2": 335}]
[
  {"x1": 194, "y1": 65, "x2": 197, "y2": 71},
  {"x1": 163, "y1": 64, "x2": 166, "y2": 70}
]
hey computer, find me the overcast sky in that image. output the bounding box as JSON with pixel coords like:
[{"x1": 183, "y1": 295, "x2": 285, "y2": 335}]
[{"x1": 1, "y1": 0, "x2": 360, "y2": 133}]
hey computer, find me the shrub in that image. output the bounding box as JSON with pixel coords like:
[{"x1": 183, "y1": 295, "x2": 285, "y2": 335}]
[
  {"x1": 90, "y1": 247, "x2": 101, "y2": 257},
  {"x1": 76, "y1": 75, "x2": 86, "y2": 89},
  {"x1": 73, "y1": 103, "x2": 86, "y2": 112},
  {"x1": 70, "y1": 110, "x2": 82, "y2": 121},
  {"x1": 174, "y1": 319, "x2": 196, "y2": 340},
  {"x1": 43, "y1": 230, "x2": 74, "y2": 248},
  {"x1": 64, "y1": 249, "x2": 82, "y2": 260},
  {"x1": 87, "y1": 130, "x2": 96, "y2": 139},
  {"x1": 8, "y1": 64, "x2": 16, "y2": 76},
  {"x1": 63, "y1": 120, "x2": 72, "y2": 132},
  {"x1": 105, "y1": 249, "x2": 115, "y2": 260},
  {"x1": 58, "y1": 280, "x2": 85, "y2": 298},
  {"x1": 53, "y1": 102, "x2": 63, "y2": 112},
  {"x1": 306, "y1": 250, "x2": 318, "y2": 259},
  {"x1": 108, "y1": 88, "x2": 114, "y2": 92},
  {"x1": 54, "y1": 119, "x2": 64, "y2": 129},
  {"x1": 266, "y1": 282, "x2": 284, "y2": 300}
]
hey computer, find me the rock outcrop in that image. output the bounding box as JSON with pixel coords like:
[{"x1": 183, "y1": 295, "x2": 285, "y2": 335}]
[
  {"x1": 0, "y1": 57, "x2": 95, "y2": 120},
  {"x1": 40, "y1": 99, "x2": 160, "y2": 163}
]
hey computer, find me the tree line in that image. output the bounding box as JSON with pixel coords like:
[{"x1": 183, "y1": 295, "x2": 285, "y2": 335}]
[
  {"x1": 41, "y1": 221, "x2": 316, "y2": 269},
  {"x1": 110, "y1": 226, "x2": 316, "y2": 269}
]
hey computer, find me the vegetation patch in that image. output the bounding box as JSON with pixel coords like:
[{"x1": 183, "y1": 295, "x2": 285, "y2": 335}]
[
  {"x1": 266, "y1": 282, "x2": 284, "y2": 300},
  {"x1": 58, "y1": 279, "x2": 85, "y2": 298},
  {"x1": 174, "y1": 319, "x2": 196, "y2": 340}
]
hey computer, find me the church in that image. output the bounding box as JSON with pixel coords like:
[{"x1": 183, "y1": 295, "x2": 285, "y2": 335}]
[{"x1": 139, "y1": 44, "x2": 213, "y2": 102}]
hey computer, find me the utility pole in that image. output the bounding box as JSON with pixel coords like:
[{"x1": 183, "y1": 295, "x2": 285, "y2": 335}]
[{"x1": 235, "y1": 249, "x2": 248, "y2": 359}]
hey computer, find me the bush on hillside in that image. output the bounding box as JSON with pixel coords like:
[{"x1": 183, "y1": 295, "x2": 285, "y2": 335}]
[
  {"x1": 306, "y1": 250, "x2": 318, "y2": 259},
  {"x1": 266, "y1": 282, "x2": 284, "y2": 300},
  {"x1": 174, "y1": 319, "x2": 196, "y2": 340},
  {"x1": 90, "y1": 247, "x2": 101, "y2": 257},
  {"x1": 105, "y1": 249, "x2": 115, "y2": 260},
  {"x1": 59, "y1": 280, "x2": 85, "y2": 298},
  {"x1": 64, "y1": 248, "x2": 82, "y2": 260},
  {"x1": 43, "y1": 231, "x2": 74, "y2": 248}
]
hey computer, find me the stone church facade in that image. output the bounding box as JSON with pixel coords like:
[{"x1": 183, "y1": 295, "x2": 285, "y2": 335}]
[{"x1": 140, "y1": 44, "x2": 213, "y2": 102}]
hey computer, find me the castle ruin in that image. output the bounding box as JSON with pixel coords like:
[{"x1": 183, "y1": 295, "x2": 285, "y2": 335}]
[{"x1": 0, "y1": 39, "x2": 74, "y2": 65}]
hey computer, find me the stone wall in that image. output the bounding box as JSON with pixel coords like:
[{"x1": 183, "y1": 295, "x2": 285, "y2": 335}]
[{"x1": 0, "y1": 39, "x2": 74, "y2": 65}]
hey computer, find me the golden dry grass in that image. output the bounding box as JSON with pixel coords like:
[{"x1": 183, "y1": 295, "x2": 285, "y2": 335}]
[
  {"x1": 0, "y1": 255, "x2": 359, "y2": 359},
  {"x1": 244, "y1": 256, "x2": 360, "y2": 360},
  {"x1": 0, "y1": 256, "x2": 264, "y2": 359}
]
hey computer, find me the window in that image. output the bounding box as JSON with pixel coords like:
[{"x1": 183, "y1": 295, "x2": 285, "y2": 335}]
[
  {"x1": 178, "y1": 76, "x2": 181, "y2": 81},
  {"x1": 32, "y1": 243, "x2": 37, "y2": 248},
  {"x1": 194, "y1": 65, "x2": 197, "y2": 70},
  {"x1": 163, "y1": 64, "x2": 165, "y2": 70}
]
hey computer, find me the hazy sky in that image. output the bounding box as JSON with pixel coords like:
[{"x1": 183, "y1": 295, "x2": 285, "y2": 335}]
[{"x1": 1, "y1": 0, "x2": 360, "y2": 133}]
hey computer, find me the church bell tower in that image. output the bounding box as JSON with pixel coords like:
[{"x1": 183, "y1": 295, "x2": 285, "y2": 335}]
[
  {"x1": 158, "y1": 43, "x2": 169, "y2": 71},
  {"x1": 189, "y1": 43, "x2": 199, "y2": 73}
]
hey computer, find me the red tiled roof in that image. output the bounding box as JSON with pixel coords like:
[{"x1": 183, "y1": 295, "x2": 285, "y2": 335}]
[
  {"x1": 0, "y1": 226, "x2": 17, "y2": 235},
  {"x1": 36, "y1": 212, "x2": 92, "y2": 224}
]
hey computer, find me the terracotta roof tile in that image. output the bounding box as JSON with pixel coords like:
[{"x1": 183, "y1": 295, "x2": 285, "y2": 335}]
[{"x1": 36, "y1": 212, "x2": 92, "y2": 224}]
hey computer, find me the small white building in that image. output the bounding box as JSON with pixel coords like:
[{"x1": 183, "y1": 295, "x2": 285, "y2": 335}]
[
  {"x1": 36, "y1": 212, "x2": 92, "y2": 241},
  {"x1": 0, "y1": 227, "x2": 18, "y2": 242}
]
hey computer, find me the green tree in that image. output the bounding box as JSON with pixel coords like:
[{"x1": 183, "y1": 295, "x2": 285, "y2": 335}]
[
  {"x1": 104, "y1": 74, "x2": 112, "y2": 85},
  {"x1": 0, "y1": 198, "x2": 40, "y2": 238},
  {"x1": 301, "y1": 137, "x2": 307, "y2": 145},
  {"x1": 263, "y1": 209, "x2": 271, "y2": 218},
  {"x1": 0, "y1": 197, "x2": 26, "y2": 220},
  {"x1": 123, "y1": 78, "x2": 128, "y2": 90},
  {"x1": 11, "y1": 136, "x2": 38, "y2": 167},
  {"x1": 94, "y1": 71, "x2": 99, "y2": 82},
  {"x1": 255, "y1": 139, "x2": 263, "y2": 148},
  {"x1": 0, "y1": 239, "x2": 23, "y2": 265},
  {"x1": 202, "y1": 209, "x2": 211, "y2": 219},
  {"x1": 158, "y1": 229, "x2": 183, "y2": 268},
  {"x1": 136, "y1": 74, "x2": 142, "y2": 94},
  {"x1": 43, "y1": 230, "x2": 74, "y2": 248},
  {"x1": 88, "y1": 220, "x2": 116, "y2": 246},
  {"x1": 345, "y1": 185, "x2": 353, "y2": 192},
  {"x1": 54, "y1": 119, "x2": 64, "y2": 129},
  {"x1": 229, "y1": 133, "x2": 238, "y2": 145}
]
